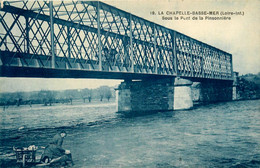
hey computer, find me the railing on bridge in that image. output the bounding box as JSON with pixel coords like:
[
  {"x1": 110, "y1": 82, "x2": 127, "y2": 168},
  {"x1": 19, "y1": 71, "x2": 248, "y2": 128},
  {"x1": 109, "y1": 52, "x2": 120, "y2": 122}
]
[{"x1": 0, "y1": 1, "x2": 233, "y2": 80}]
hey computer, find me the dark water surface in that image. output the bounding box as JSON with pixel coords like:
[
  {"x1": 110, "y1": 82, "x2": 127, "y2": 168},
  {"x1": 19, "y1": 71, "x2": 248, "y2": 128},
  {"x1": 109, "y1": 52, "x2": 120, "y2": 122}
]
[{"x1": 0, "y1": 100, "x2": 259, "y2": 167}]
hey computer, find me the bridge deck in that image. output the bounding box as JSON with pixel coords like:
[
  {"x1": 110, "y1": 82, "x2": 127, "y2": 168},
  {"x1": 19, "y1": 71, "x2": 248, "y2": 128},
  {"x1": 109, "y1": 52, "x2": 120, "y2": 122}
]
[{"x1": 0, "y1": 1, "x2": 233, "y2": 80}]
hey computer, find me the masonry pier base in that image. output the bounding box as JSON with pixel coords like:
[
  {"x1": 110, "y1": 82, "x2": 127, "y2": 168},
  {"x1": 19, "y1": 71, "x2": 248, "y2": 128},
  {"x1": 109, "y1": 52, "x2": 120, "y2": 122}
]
[
  {"x1": 198, "y1": 80, "x2": 233, "y2": 103},
  {"x1": 116, "y1": 78, "x2": 174, "y2": 113},
  {"x1": 116, "y1": 77, "x2": 195, "y2": 113}
]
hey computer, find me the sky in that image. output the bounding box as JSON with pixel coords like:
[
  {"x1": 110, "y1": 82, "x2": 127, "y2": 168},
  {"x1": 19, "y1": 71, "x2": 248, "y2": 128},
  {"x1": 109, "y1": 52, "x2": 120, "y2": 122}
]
[{"x1": 0, "y1": 0, "x2": 259, "y2": 93}]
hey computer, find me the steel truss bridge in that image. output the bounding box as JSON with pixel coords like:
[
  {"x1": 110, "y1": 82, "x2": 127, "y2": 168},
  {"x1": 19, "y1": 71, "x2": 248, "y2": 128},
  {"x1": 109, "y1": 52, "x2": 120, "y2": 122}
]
[{"x1": 0, "y1": 1, "x2": 233, "y2": 80}]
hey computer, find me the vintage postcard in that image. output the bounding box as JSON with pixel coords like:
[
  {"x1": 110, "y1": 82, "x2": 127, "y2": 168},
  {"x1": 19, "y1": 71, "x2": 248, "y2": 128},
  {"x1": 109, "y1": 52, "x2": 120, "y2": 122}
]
[{"x1": 0, "y1": 0, "x2": 259, "y2": 167}]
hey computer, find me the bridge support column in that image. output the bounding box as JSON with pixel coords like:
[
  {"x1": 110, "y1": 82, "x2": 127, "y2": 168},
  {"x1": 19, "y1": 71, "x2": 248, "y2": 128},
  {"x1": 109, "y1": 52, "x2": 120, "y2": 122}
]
[
  {"x1": 199, "y1": 80, "x2": 233, "y2": 103},
  {"x1": 116, "y1": 82, "x2": 132, "y2": 112},
  {"x1": 117, "y1": 78, "x2": 174, "y2": 113},
  {"x1": 232, "y1": 72, "x2": 239, "y2": 100},
  {"x1": 174, "y1": 78, "x2": 193, "y2": 110}
]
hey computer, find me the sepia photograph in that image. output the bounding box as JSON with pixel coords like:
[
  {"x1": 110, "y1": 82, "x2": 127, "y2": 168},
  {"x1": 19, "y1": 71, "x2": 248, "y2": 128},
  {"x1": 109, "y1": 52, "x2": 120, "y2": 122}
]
[{"x1": 0, "y1": 0, "x2": 259, "y2": 167}]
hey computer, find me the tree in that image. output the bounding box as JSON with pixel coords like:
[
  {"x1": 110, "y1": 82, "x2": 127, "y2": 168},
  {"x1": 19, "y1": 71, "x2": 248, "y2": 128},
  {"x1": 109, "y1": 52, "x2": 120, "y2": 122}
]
[
  {"x1": 38, "y1": 90, "x2": 56, "y2": 106},
  {"x1": 105, "y1": 88, "x2": 112, "y2": 101},
  {"x1": 80, "y1": 89, "x2": 92, "y2": 103},
  {"x1": 15, "y1": 92, "x2": 24, "y2": 106},
  {"x1": 65, "y1": 90, "x2": 76, "y2": 105},
  {"x1": 100, "y1": 94, "x2": 104, "y2": 101},
  {"x1": 87, "y1": 89, "x2": 92, "y2": 102},
  {"x1": 98, "y1": 87, "x2": 104, "y2": 101},
  {"x1": 98, "y1": 86, "x2": 112, "y2": 101}
]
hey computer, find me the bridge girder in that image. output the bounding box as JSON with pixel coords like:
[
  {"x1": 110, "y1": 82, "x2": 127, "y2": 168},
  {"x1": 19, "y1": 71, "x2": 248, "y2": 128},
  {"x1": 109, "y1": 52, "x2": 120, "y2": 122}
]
[{"x1": 0, "y1": 0, "x2": 233, "y2": 80}]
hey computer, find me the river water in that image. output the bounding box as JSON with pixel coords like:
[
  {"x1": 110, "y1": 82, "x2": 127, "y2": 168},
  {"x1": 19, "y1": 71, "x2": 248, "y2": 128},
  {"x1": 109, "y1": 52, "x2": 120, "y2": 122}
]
[{"x1": 0, "y1": 99, "x2": 259, "y2": 167}]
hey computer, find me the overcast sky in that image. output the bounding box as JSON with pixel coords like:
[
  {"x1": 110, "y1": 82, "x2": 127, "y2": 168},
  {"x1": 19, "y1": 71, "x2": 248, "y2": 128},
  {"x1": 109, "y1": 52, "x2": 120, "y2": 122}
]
[{"x1": 0, "y1": 0, "x2": 259, "y2": 93}]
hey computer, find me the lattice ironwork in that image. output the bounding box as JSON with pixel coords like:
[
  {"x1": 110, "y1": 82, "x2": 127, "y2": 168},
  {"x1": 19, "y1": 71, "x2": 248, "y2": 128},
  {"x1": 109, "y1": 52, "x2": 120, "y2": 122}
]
[{"x1": 0, "y1": 0, "x2": 233, "y2": 80}]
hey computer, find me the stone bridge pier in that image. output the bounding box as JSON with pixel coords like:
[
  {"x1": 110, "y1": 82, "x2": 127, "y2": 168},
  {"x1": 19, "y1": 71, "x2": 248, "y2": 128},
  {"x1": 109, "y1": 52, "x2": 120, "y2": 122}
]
[
  {"x1": 116, "y1": 77, "x2": 234, "y2": 113},
  {"x1": 197, "y1": 79, "x2": 233, "y2": 103}
]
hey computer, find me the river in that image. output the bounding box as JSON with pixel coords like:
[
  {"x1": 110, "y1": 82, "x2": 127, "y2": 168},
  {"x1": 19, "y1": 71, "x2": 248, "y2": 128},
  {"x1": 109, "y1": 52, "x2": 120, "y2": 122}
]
[{"x1": 0, "y1": 99, "x2": 259, "y2": 167}]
